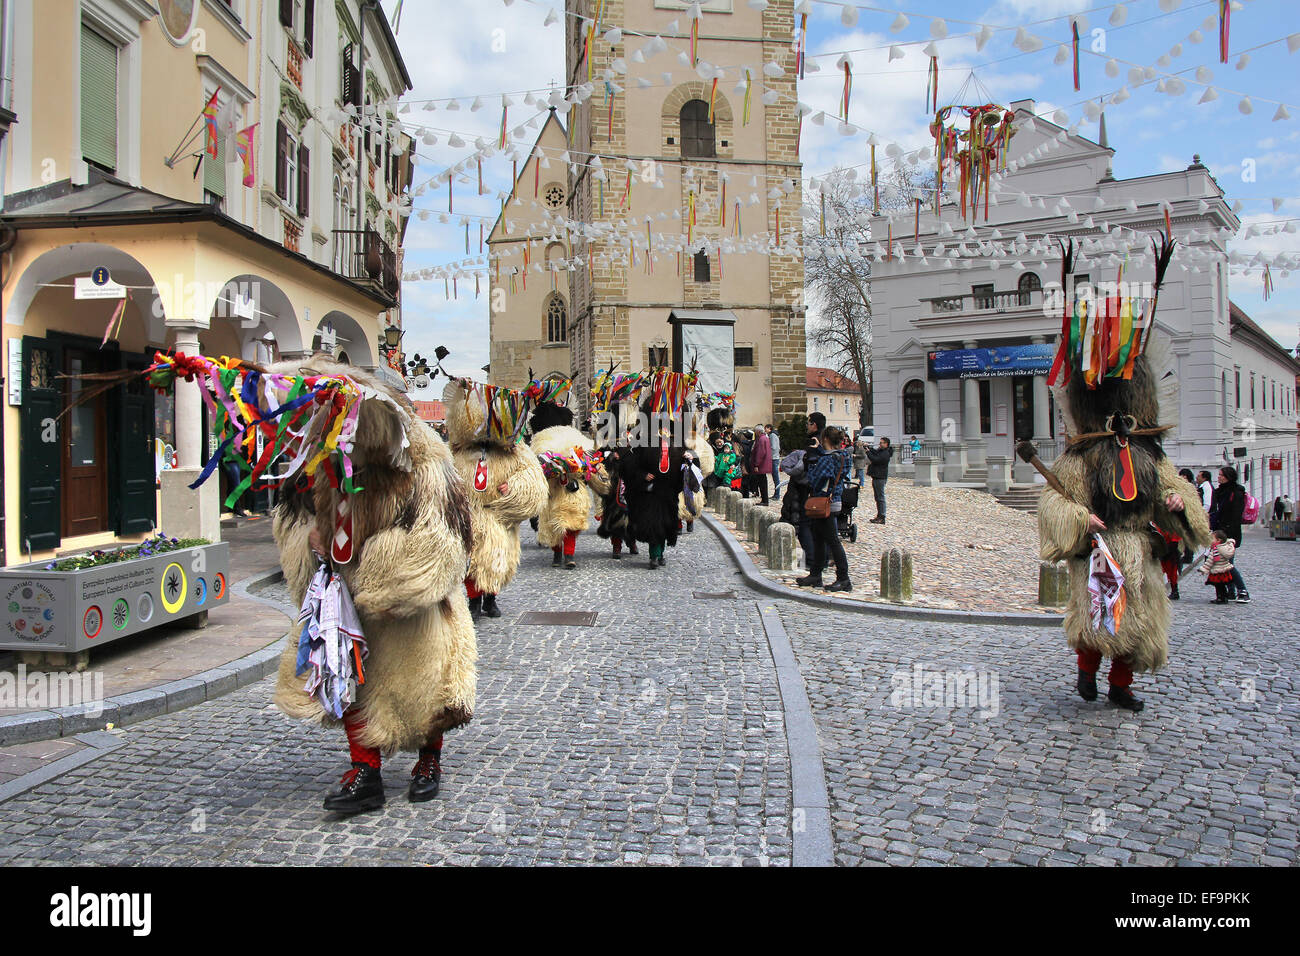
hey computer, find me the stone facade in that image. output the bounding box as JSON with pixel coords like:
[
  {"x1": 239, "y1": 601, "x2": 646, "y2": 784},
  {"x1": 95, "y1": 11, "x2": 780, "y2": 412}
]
[
  {"x1": 487, "y1": 112, "x2": 574, "y2": 388},
  {"x1": 562, "y1": 0, "x2": 806, "y2": 422}
]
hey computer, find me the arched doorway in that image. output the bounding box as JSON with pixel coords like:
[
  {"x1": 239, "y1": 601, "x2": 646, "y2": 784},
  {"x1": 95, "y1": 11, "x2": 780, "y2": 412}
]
[
  {"x1": 5, "y1": 243, "x2": 168, "y2": 550},
  {"x1": 314, "y1": 310, "x2": 376, "y2": 367}
]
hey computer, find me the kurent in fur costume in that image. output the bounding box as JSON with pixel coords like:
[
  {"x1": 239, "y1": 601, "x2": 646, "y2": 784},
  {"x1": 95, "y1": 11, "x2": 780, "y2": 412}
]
[
  {"x1": 271, "y1": 358, "x2": 476, "y2": 813},
  {"x1": 1036, "y1": 263, "x2": 1209, "y2": 712},
  {"x1": 443, "y1": 379, "x2": 548, "y2": 619},
  {"x1": 677, "y1": 424, "x2": 714, "y2": 532},
  {"x1": 529, "y1": 400, "x2": 609, "y2": 568}
]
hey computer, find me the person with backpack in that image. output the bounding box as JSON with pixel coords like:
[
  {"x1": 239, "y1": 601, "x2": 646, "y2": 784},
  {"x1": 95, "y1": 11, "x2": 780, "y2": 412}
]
[
  {"x1": 1209, "y1": 465, "x2": 1252, "y2": 603},
  {"x1": 795, "y1": 425, "x2": 853, "y2": 592}
]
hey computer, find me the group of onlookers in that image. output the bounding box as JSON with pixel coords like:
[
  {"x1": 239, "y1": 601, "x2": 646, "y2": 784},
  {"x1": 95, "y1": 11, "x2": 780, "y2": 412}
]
[{"x1": 1183, "y1": 465, "x2": 1256, "y2": 604}]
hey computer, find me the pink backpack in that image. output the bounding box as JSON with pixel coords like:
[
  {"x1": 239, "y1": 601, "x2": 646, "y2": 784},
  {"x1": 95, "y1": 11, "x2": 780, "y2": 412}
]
[{"x1": 1242, "y1": 492, "x2": 1260, "y2": 525}]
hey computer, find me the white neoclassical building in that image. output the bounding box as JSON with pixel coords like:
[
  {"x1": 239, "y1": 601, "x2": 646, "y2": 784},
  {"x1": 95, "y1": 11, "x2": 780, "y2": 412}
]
[{"x1": 869, "y1": 99, "x2": 1298, "y2": 501}]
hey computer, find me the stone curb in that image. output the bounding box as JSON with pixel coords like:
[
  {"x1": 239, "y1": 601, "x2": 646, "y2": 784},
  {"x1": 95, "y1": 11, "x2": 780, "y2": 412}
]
[
  {"x1": 700, "y1": 512, "x2": 1064, "y2": 627},
  {"x1": 755, "y1": 604, "x2": 833, "y2": 868},
  {"x1": 0, "y1": 569, "x2": 292, "y2": 747}
]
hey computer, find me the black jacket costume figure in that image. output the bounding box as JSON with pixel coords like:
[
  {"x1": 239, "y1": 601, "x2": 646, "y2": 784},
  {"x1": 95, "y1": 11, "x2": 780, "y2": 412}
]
[
  {"x1": 595, "y1": 444, "x2": 638, "y2": 558},
  {"x1": 620, "y1": 397, "x2": 687, "y2": 569}
]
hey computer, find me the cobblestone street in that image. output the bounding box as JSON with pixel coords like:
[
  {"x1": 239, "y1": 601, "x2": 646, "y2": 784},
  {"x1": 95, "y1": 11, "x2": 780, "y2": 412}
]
[
  {"x1": 778, "y1": 527, "x2": 1300, "y2": 866},
  {"x1": 0, "y1": 527, "x2": 792, "y2": 865},
  {"x1": 0, "y1": 518, "x2": 1295, "y2": 866}
]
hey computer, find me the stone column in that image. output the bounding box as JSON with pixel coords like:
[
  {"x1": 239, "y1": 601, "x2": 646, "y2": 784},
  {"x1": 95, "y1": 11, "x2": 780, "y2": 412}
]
[
  {"x1": 924, "y1": 377, "x2": 941, "y2": 439},
  {"x1": 961, "y1": 340, "x2": 987, "y2": 471},
  {"x1": 159, "y1": 325, "x2": 221, "y2": 542},
  {"x1": 1031, "y1": 336, "x2": 1052, "y2": 441}
]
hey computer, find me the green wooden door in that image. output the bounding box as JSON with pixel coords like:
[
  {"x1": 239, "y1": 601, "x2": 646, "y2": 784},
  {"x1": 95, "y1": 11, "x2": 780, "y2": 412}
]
[
  {"x1": 20, "y1": 337, "x2": 64, "y2": 553},
  {"x1": 116, "y1": 353, "x2": 157, "y2": 535}
]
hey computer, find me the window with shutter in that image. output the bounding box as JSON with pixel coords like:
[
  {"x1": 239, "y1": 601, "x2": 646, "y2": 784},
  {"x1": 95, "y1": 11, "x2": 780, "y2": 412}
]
[
  {"x1": 275, "y1": 120, "x2": 288, "y2": 198},
  {"x1": 693, "y1": 251, "x2": 710, "y2": 282},
  {"x1": 341, "y1": 43, "x2": 354, "y2": 103},
  {"x1": 297, "y1": 143, "x2": 310, "y2": 217},
  {"x1": 679, "y1": 100, "x2": 715, "y2": 159},
  {"x1": 279, "y1": 0, "x2": 293, "y2": 28},
  {"x1": 303, "y1": 0, "x2": 314, "y2": 56},
  {"x1": 81, "y1": 26, "x2": 118, "y2": 172}
]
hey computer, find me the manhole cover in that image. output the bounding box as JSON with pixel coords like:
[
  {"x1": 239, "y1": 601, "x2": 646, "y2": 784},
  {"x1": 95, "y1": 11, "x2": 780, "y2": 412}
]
[
  {"x1": 515, "y1": 611, "x2": 599, "y2": 626},
  {"x1": 692, "y1": 591, "x2": 737, "y2": 599}
]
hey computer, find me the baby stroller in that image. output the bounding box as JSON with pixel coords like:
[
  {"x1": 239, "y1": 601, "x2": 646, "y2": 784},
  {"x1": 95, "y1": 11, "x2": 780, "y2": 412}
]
[{"x1": 837, "y1": 480, "x2": 860, "y2": 543}]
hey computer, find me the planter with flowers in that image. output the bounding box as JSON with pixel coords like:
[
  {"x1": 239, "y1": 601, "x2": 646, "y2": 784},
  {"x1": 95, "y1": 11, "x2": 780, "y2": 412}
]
[{"x1": 0, "y1": 535, "x2": 230, "y2": 654}]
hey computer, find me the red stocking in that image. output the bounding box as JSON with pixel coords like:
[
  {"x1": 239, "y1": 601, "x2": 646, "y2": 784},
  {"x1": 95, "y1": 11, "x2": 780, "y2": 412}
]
[{"x1": 343, "y1": 710, "x2": 381, "y2": 769}]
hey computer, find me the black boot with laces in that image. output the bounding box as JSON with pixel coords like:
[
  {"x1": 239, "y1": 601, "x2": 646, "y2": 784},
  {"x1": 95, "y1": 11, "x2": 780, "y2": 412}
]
[
  {"x1": 409, "y1": 748, "x2": 441, "y2": 803},
  {"x1": 323, "y1": 763, "x2": 385, "y2": 814}
]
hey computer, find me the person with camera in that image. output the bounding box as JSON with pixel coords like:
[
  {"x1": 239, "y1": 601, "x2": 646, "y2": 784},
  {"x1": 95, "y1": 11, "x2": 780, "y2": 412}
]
[{"x1": 795, "y1": 425, "x2": 853, "y2": 592}]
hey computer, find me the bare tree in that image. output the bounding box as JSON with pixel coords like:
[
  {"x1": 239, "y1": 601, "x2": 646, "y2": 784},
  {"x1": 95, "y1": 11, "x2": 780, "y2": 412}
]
[{"x1": 803, "y1": 162, "x2": 937, "y2": 426}]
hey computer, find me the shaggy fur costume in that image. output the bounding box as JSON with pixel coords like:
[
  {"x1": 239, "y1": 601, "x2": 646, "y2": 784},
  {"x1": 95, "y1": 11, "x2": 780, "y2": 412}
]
[
  {"x1": 1038, "y1": 356, "x2": 1210, "y2": 674},
  {"x1": 443, "y1": 380, "x2": 548, "y2": 593},
  {"x1": 529, "y1": 404, "x2": 607, "y2": 547},
  {"x1": 271, "y1": 358, "x2": 477, "y2": 754},
  {"x1": 678, "y1": 430, "x2": 715, "y2": 522}
]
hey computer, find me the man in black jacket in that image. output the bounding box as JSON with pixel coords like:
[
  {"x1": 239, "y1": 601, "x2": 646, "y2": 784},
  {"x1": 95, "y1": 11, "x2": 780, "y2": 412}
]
[{"x1": 866, "y1": 437, "x2": 893, "y2": 524}]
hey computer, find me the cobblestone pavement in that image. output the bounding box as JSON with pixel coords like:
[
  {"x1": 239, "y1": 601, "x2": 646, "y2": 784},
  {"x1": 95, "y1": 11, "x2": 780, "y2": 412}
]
[
  {"x1": 778, "y1": 526, "x2": 1300, "y2": 866},
  {"x1": 0, "y1": 526, "x2": 792, "y2": 866},
  {"x1": 756, "y1": 484, "x2": 1050, "y2": 612}
]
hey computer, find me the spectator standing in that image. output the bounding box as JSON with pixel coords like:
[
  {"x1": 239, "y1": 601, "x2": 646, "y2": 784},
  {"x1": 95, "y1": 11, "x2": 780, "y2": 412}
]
[
  {"x1": 851, "y1": 437, "x2": 867, "y2": 485},
  {"x1": 865, "y1": 437, "x2": 894, "y2": 524},
  {"x1": 766, "y1": 424, "x2": 782, "y2": 499},
  {"x1": 909, "y1": 435, "x2": 922, "y2": 461},
  {"x1": 749, "y1": 425, "x2": 772, "y2": 505},
  {"x1": 1208, "y1": 465, "x2": 1251, "y2": 603},
  {"x1": 1197, "y1": 470, "x2": 1213, "y2": 510},
  {"x1": 736, "y1": 429, "x2": 755, "y2": 498},
  {"x1": 1283, "y1": 494, "x2": 1294, "y2": 521},
  {"x1": 795, "y1": 426, "x2": 853, "y2": 592}
]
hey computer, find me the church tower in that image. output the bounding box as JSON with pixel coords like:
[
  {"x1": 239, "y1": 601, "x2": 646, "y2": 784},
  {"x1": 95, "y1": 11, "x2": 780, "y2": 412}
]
[{"x1": 563, "y1": 0, "x2": 806, "y2": 423}]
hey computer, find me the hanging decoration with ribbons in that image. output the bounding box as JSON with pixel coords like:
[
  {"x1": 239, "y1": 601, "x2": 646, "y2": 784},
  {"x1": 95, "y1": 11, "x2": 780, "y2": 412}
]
[
  {"x1": 839, "y1": 56, "x2": 853, "y2": 121},
  {"x1": 929, "y1": 104, "x2": 1016, "y2": 220},
  {"x1": 1262, "y1": 263, "x2": 1273, "y2": 300},
  {"x1": 1071, "y1": 21, "x2": 1081, "y2": 91},
  {"x1": 1218, "y1": 0, "x2": 1231, "y2": 64},
  {"x1": 925, "y1": 56, "x2": 940, "y2": 112}
]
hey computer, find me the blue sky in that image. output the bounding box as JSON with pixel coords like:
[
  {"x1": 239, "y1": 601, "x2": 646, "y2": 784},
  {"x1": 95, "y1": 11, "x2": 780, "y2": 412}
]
[{"x1": 381, "y1": 0, "x2": 1299, "y2": 381}]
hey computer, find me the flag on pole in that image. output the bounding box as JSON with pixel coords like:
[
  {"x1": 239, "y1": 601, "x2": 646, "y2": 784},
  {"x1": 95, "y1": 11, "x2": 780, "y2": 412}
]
[
  {"x1": 234, "y1": 123, "x2": 258, "y2": 187},
  {"x1": 202, "y1": 89, "x2": 222, "y2": 158}
]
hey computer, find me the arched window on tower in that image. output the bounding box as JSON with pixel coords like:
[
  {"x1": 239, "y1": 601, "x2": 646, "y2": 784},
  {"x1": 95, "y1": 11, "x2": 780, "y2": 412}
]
[
  {"x1": 1017, "y1": 271, "x2": 1042, "y2": 305},
  {"x1": 902, "y1": 379, "x2": 925, "y2": 436},
  {"x1": 545, "y1": 293, "x2": 567, "y2": 344},
  {"x1": 679, "y1": 100, "x2": 716, "y2": 159}
]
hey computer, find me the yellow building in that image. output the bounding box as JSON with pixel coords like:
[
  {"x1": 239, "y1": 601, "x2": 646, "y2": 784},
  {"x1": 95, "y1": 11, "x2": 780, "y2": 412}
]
[{"x1": 0, "y1": 0, "x2": 413, "y2": 566}]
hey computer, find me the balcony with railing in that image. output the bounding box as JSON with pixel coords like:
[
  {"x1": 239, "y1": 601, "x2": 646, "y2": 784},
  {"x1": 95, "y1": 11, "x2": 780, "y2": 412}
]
[
  {"x1": 923, "y1": 288, "x2": 1045, "y2": 317},
  {"x1": 333, "y1": 229, "x2": 399, "y2": 297}
]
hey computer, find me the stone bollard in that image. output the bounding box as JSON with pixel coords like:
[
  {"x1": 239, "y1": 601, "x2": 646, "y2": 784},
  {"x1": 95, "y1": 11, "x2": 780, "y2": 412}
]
[
  {"x1": 722, "y1": 490, "x2": 741, "y2": 523},
  {"x1": 768, "y1": 522, "x2": 796, "y2": 570},
  {"x1": 1037, "y1": 560, "x2": 1070, "y2": 607},
  {"x1": 746, "y1": 504, "x2": 768, "y2": 541},
  {"x1": 706, "y1": 486, "x2": 720, "y2": 512},
  {"x1": 879, "y1": 547, "x2": 914, "y2": 602},
  {"x1": 754, "y1": 509, "x2": 779, "y2": 549},
  {"x1": 985, "y1": 455, "x2": 1013, "y2": 496},
  {"x1": 737, "y1": 498, "x2": 756, "y2": 532}
]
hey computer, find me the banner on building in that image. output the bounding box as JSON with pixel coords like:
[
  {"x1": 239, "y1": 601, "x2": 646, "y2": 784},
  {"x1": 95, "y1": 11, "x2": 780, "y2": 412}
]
[{"x1": 927, "y1": 344, "x2": 1054, "y2": 380}]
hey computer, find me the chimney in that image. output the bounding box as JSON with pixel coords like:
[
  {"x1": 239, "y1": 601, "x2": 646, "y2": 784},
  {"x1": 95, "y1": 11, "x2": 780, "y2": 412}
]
[{"x1": 1010, "y1": 98, "x2": 1036, "y2": 116}]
